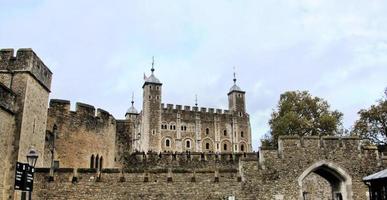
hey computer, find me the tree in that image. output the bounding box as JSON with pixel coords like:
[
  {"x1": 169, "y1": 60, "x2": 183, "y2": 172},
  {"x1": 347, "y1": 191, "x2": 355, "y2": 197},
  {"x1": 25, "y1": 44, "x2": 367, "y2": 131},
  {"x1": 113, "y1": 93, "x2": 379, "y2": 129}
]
[
  {"x1": 352, "y1": 88, "x2": 387, "y2": 144},
  {"x1": 265, "y1": 91, "x2": 343, "y2": 146}
]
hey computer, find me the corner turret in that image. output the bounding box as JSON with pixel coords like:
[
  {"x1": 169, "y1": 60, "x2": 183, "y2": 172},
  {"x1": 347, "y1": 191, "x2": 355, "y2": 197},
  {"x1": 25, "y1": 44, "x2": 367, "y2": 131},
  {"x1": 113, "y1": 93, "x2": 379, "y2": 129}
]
[
  {"x1": 141, "y1": 57, "x2": 162, "y2": 152},
  {"x1": 227, "y1": 69, "x2": 246, "y2": 114}
]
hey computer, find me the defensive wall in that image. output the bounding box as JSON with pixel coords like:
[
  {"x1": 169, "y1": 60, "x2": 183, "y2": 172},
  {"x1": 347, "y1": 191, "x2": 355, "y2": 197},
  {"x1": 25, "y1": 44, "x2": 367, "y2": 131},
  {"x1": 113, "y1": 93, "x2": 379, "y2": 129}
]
[
  {"x1": 45, "y1": 99, "x2": 116, "y2": 169},
  {"x1": 0, "y1": 84, "x2": 16, "y2": 200},
  {"x1": 32, "y1": 136, "x2": 383, "y2": 199}
]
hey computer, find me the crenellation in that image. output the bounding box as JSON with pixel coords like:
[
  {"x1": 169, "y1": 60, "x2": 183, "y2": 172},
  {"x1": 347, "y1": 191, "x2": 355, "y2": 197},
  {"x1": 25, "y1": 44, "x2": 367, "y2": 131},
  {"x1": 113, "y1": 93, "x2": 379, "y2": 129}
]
[
  {"x1": 0, "y1": 48, "x2": 52, "y2": 91},
  {"x1": 208, "y1": 108, "x2": 214, "y2": 113},
  {"x1": 97, "y1": 108, "x2": 111, "y2": 119},
  {"x1": 216, "y1": 109, "x2": 222, "y2": 114},
  {"x1": 192, "y1": 106, "x2": 198, "y2": 111},
  {"x1": 175, "y1": 105, "x2": 182, "y2": 110},
  {"x1": 167, "y1": 104, "x2": 173, "y2": 110},
  {"x1": 76, "y1": 102, "x2": 96, "y2": 116},
  {"x1": 49, "y1": 99, "x2": 71, "y2": 112},
  {"x1": 184, "y1": 105, "x2": 191, "y2": 111},
  {"x1": 200, "y1": 107, "x2": 207, "y2": 112}
]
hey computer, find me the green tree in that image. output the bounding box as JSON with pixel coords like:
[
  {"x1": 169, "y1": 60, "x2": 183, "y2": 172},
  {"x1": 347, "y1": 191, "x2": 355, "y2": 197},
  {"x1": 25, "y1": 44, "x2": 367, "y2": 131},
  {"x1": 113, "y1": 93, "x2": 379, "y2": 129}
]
[
  {"x1": 352, "y1": 88, "x2": 387, "y2": 144},
  {"x1": 265, "y1": 91, "x2": 343, "y2": 146}
]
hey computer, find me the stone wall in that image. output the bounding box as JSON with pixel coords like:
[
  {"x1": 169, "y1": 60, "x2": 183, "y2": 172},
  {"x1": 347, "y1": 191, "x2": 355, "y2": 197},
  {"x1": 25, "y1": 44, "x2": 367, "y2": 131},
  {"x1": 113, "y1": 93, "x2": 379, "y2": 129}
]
[
  {"x1": 0, "y1": 84, "x2": 16, "y2": 200},
  {"x1": 32, "y1": 136, "x2": 383, "y2": 200},
  {"x1": 45, "y1": 99, "x2": 116, "y2": 168}
]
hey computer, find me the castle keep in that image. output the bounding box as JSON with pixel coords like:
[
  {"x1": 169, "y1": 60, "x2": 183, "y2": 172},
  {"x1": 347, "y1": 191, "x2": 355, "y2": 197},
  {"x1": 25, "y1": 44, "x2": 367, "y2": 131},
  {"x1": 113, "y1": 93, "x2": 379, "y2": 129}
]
[{"x1": 0, "y1": 48, "x2": 385, "y2": 200}]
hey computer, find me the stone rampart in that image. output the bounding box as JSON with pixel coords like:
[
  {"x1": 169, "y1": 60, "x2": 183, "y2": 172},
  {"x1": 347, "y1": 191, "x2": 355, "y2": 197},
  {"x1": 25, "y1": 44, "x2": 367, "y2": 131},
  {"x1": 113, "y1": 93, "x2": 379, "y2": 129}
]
[{"x1": 45, "y1": 99, "x2": 116, "y2": 168}]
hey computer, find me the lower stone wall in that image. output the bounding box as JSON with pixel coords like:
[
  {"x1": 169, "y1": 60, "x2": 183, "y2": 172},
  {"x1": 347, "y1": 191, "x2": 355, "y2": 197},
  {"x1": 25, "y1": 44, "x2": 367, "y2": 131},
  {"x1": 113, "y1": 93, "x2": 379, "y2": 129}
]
[
  {"x1": 0, "y1": 108, "x2": 16, "y2": 200},
  {"x1": 33, "y1": 169, "x2": 243, "y2": 200}
]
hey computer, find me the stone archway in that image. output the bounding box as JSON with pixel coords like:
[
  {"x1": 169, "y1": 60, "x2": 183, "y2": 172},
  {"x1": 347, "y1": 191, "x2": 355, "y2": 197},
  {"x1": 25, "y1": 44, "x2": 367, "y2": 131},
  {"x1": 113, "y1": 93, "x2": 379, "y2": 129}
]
[{"x1": 298, "y1": 161, "x2": 352, "y2": 200}]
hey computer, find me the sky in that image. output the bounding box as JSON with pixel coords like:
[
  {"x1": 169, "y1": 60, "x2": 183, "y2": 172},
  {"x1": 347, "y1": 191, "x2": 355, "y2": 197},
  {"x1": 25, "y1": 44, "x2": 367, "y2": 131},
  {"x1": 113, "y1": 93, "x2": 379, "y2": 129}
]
[{"x1": 1, "y1": 0, "x2": 387, "y2": 150}]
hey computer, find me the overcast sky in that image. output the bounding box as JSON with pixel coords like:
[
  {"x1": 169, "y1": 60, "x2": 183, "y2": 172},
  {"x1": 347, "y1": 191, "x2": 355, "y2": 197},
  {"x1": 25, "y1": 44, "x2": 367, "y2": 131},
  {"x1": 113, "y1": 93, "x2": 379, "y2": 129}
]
[{"x1": 1, "y1": 0, "x2": 386, "y2": 150}]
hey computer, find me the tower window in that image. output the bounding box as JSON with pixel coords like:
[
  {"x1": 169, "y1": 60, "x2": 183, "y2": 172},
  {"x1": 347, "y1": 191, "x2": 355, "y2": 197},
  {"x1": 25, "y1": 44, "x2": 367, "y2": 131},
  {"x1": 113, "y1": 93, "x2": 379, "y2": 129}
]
[
  {"x1": 205, "y1": 128, "x2": 209, "y2": 135},
  {"x1": 149, "y1": 95, "x2": 151, "y2": 99},
  {"x1": 156, "y1": 86, "x2": 160, "y2": 90},
  {"x1": 186, "y1": 140, "x2": 191, "y2": 148},
  {"x1": 165, "y1": 139, "x2": 170, "y2": 147},
  {"x1": 217, "y1": 143, "x2": 219, "y2": 149},
  {"x1": 150, "y1": 86, "x2": 152, "y2": 89},
  {"x1": 241, "y1": 144, "x2": 245, "y2": 152},
  {"x1": 223, "y1": 130, "x2": 227, "y2": 136},
  {"x1": 206, "y1": 143, "x2": 210, "y2": 150},
  {"x1": 241, "y1": 131, "x2": 244, "y2": 138},
  {"x1": 223, "y1": 144, "x2": 227, "y2": 151},
  {"x1": 152, "y1": 130, "x2": 155, "y2": 135}
]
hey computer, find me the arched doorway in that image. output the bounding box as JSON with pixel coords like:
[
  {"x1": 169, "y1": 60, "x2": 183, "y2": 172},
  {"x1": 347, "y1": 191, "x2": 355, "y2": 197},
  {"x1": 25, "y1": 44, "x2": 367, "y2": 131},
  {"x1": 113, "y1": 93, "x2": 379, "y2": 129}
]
[{"x1": 298, "y1": 161, "x2": 352, "y2": 200}]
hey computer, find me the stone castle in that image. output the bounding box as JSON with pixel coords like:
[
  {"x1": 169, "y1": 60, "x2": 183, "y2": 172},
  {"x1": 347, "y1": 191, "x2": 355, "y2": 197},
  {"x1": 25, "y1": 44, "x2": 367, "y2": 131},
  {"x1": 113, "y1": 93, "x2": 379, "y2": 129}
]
[{"x1": 0, "y1": 48, "x2": 385, "y2": 200}]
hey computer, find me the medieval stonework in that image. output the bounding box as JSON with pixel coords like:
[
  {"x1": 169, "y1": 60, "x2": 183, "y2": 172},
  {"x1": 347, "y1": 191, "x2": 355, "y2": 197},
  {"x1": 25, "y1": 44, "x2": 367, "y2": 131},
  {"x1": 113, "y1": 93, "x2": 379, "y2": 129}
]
[{"x1": 0, "y1": 48, "x2": 385, "y2": 200}]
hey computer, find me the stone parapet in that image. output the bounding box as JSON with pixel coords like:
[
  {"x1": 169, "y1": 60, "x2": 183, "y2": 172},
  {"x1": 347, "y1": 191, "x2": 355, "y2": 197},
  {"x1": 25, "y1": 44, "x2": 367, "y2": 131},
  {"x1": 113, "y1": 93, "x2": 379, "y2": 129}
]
[{"x1": 0, "y1": 48, "x2": 52, "y2": 91}]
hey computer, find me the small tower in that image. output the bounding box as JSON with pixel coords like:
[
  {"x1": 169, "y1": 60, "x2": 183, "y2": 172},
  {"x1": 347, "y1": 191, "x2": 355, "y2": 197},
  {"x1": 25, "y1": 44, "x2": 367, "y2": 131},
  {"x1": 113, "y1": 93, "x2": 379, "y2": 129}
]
[
  {"x1": 141, "y1": 57, "x2": 162, "y2": 152},
  {"x1": 125, "y1": 93, "x2": 138, "y2": 120},
  {"x1": 228, "y1": 69, "x2": 246, "y2": 114}
]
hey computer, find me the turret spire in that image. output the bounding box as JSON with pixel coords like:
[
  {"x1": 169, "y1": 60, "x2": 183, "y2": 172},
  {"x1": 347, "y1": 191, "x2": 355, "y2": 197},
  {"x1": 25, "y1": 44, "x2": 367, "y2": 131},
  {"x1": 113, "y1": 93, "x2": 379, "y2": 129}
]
[
  {"x1": 233, "y1": 66, "x2": 237, "y2": 84},
  {"x1": 131, "y1": 92, "x2": 134, "y2": 106},
  {"x1": 151, "y1": 56, "x2": 155, "y2": 74},
  {"x1": 195, "y1": 94, "x2": 198, "y2": 107}
]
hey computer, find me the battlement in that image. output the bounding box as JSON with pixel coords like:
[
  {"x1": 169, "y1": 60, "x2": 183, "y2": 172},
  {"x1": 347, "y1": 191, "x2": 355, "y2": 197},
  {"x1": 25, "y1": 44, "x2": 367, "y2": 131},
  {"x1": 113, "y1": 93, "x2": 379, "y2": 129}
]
[
  {"x1": 258, "y1": 136, "x2": 379, "y2": 168},
  {"x1": 48, "y1": 99, "x2": 114, "y2": 121},
  {"x1": 277, "y1": 135, "x2": 362, "y2": 150},
  {"x1": 0, "y1": 83, "x2": 16, "y2": 114},
  {"x1": 0, "y1": 48, "x2": 52, "y2": 91},
  {"x1": 122, "y1": 151, "x2": 257, "y2": 171},
  {"x1": 161, "y1": 103, "x2": 231, "y2": 115}
]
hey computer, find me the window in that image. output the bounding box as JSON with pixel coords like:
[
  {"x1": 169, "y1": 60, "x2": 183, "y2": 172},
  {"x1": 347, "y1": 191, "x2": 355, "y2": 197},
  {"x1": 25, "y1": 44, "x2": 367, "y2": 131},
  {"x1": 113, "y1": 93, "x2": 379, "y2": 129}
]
[
  {"x1": 90, "y1": 155, "x2": 95, "y2": 169},
  {"x1": 181, "y1": 126, "x2": 187, "y2": 131},
  {"x1": 156, "y1": 86, "x2": 159, "y2": 90},
  {"x1": 95, "y1": 154, "x2": 99, "y2": 169},
  {"x1": 149, "y1": 95, "x2": 151, "y2": 99},
  {"x1": 152, "y1": 130, "x2": 155, "y2": 135},
  {"x1": 99, "y1": 157, "x2": 103, "y2": 170},
  {"x1": 223, "y1": 130, "x2": 227, "y2": 136},
  {"x1": 206, "y1": 143, "x2": 210, "y2": 150},
  {"x1": 186, "y1": 140, "x2": 191, "y2": 148},
  {"x1": 217, "y1": 143, "x2": 219, "y2": 149},
  {"x1": 173, "y1": 125, "x2": 176, "y2": 130},
  {"x1": 241, "y1": 131, "x2": 244, "y2": 138},
  {"x1": 206, "y1": 128, "x2": 209, "y2": 135},
  {"x1": 170, "y1": 125, "x2": 173, "y2": 130},
  {"x1": 241, "y1": 144, "x2": 245, "y2": 152},
  {"x1": 166, "y1": 139, "x2": 170, "y2": 147},
  {"x1": 223, "y1": 144, "x2": 227, "y2": 151},
  {"x1": 150, "y1": 86, "x2": 152, "y2": 89}
]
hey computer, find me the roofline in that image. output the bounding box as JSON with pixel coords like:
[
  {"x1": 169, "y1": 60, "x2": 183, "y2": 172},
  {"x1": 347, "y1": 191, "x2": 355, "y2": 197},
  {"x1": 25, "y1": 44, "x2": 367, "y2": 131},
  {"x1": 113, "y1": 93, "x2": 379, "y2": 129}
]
[
  {"x1": 142, "y1": 82, "x2": 162, "y2": 88},
  {"x1": 227, "y1": 90, "x2": 246, "y2": 95}
]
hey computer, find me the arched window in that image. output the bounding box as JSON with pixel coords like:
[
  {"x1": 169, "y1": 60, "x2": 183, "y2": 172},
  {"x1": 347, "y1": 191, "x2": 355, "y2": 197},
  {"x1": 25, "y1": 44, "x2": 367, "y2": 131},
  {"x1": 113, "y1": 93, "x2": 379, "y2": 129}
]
[
  {"x1": 241, "y1": 131, "x2": 244, "y2": 138},
  {"x1": 223, "y1": 130, "x2": 227, "y2": 136},
  {"x1": 206, "y1": 128, "x2": 209, "y2": 135},
  {"x1": 173, "y1": 125, "x2": 176, "y2": 130},
  {"x1": 90, "y1": 154, "x2": 95, "y2": 169},
  {"x1": 186, "y1": 140, "x2": 191, "y2": 148},
  {"x1": 206, "y1": 143, "x2": 210, "y2": 150},
  {"x1": 223, "y1": 144, "x2": 227, "y2": 151},
  {"x1": 99, "y1": 157, "x2": 103, "y2": 170},
  {"x1": 170, "y1": 125, "x2": 173, "y2": 130},
  {"x1": 165, "y1": 139, "x2": 170, "y2": 147},
  {"x1": 241, "y1": 144, "x2": 245, "y2": 152},
  {"x1": 95, "y1": 154, "x2": 99, "y2": 169}
]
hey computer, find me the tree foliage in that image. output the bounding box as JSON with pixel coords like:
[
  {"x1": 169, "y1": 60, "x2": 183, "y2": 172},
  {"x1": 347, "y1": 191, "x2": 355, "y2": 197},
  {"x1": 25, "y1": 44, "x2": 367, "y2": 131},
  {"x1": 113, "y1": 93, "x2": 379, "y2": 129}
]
[
  {"x1": 264, "y1": 91, "x2": 343, "y2": 146},
  {"x1": 352, "y1": 88, "x2": 387, "y2": 144}
]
